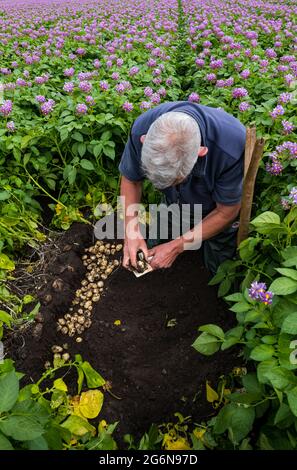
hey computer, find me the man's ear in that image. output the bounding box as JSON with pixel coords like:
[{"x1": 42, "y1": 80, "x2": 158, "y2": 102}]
[
  {"x1": 198, "y1": 146, "x2": 208, "y2": 157},
  {"x1": 140, "y1": 134, "x2": 146, "y2": 144}
]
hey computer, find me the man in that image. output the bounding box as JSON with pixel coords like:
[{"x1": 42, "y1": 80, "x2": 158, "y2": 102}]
[{"x1": 119, "y1": 101, "x2": 246, "y2": 275}]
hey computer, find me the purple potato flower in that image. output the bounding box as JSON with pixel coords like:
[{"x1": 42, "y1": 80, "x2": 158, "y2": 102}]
[
  {"x1": 0, "y1": 100, "x2": 13, "y2": 116},
  {"x1": 6, "y1": 120, "x2": 15, "y2": 132},
  {"x1": 249, "y1": 281, "x2": 267, "y2": 300},
  {"x1": 64, "y1": 67, "x2": 75, "y2": 77},
  {"x1": 122, "y1": 101, "x2": 133, "y2": 112},
  {"x1": 270, "y1": 105, "x2": 285, "y2": 119},
  {"x1": 100, "y1": 81, "x2": 109, "y2": 91},
  {"x1": 76, "y1": 103, "x2": 88, "y2": 115},
  {"x1": 289, "y1": 187, "x2": 297, "y2": 205},
  {"x1": 85, "y1": 95, "x2": 95, "y2": 106},
  {"x1": 79, "y1": 81, "x2": 92, "y2": 93},
  {"x1": 63, "y1": 82, "x2": 74, "y2": 93},
  {"x1": 232, "y1": 87, "x2": 248, "y2": 98},
  {"x1": 140, "y1": 101, "x2": 152, "y2": 110},
  {"x1": 40, "y1": 99, "x2": 55, "y2": 116},
  {"x1": 239, "y1": 102, "x2": 250, "y2": 112},
  {"x1": 249, "y1": 281, "x2": 274, "y2": 305},
  {"x1": 282, "y1": 120, "x2": 295, "y2": 134},
  {"x1": 35, "y1": 95, "x2": 46, "y2": 103},
  {"x1": 266, "y1": 159, "x2": 283, "y2": 175},
  {"x1": 188, "y1": 92, "x2": 200, "y2": 103}
]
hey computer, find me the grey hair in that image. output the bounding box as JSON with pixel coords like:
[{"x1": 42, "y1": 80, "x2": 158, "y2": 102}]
[{"x1": 141, "y1": 112, "x2": 201, "y2": 189}]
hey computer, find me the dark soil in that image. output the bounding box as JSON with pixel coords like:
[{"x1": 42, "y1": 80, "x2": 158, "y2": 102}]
[{"x1": 7, "y1": 222, "x2": 240, "y2": 444}]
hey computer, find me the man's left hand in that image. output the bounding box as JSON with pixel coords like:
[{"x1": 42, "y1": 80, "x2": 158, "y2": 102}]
[{"x1": 148, "y1": 238, "x2": 184, "y2": 270}]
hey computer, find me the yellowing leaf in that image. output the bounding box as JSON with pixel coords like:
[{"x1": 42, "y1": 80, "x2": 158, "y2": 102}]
[
  {"x1": 54, "y1": 378, "x2": 68, "y2": 392},
  {"x1": 79, "y1": 390, "x2": 104, "y2": 419},
  {"x1": 85, "y1": 193, "x2": 92, "y2": 203},
  {"x1": 70, "y1": 395, "x2": 86, "y2": 420},
  {"x1": 99, "y1": 419, "x2": 108, "y2": 433},
  {"x1": 164, "y1": 437, "x2": 191, "y2": 450},
  {"x1": 114, "y1": 320, "x2": 121, "y2": 326},
  {"x1": 55, "y1": 203, "x2": 63, "y2": 215},
  {"x1": 193, "y1": 427, "x2": 206, "y2": 440},
  {"x1": 206, "y1": 382, "x2": 219, "y2": 403}
]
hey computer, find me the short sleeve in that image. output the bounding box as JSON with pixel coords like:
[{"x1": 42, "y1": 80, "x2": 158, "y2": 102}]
[
  {"x1": 118, "y1": 133, "x2": 145, "y2": 182},
  {"x1": 212, "y1": 155, "x2": 243, "y2": 205}
]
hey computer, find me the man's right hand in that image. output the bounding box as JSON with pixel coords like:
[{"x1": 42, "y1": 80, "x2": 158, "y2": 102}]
[{"x1": 123, "y1": 235, "x2": 149, "y2": 270}]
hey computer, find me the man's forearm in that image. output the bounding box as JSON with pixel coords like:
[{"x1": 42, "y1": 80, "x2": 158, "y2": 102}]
[
  {"x1": 174, "y1": 204, "x2": 240, "y2": 251},
  {"x1": 200, "y1": 206, "x2": 238, "y2": 240},
  {"x1": 120, "y1": 176, "x2": 142, "y2": 236}
]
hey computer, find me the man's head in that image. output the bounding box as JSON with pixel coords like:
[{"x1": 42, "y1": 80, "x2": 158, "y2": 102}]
[{"x1": 140, "y1": 112, "x2": 207, "y2": 189}]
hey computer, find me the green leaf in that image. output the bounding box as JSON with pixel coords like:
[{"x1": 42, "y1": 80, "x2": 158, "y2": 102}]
[
  {"x1": 101, "y1": 130, "x2": 112, "y2": 141},
  {"x1": 229, "y1": 301, "x2": 251, "y2": 313},
  {"x1": 0, "y1": 254, "x2": 15, "y2": 271},
  {"x1": 81, "y1": 361, "x2": 105, "y2": 388},
  {"x1": 265, "y1": 367, "x2": 297, "y2": 390},
  {"x1": 53, "y1": 378, "x2": 68, "y2": 392},
  {"x1": 103, "y1": 146, "x2": 115, "y2": 160},
  {"x1": 272, "y1": 298, "x2": 297, "y2": 328},
  {"x1": 270, "y1": 277, "x2": 297, "y2": 295},
  {"x1": 287, "y1": 386, "x2": 297, "y2": 417},
  {"x1": 0, "y1": 191, "x2": 10, "y2": 201},
  {"x1": 281, "y1": 247, "x2": 297, "y2": 261},
  {"x1": 0, "y1": 371, "x2": 19, "y2": 412},
  {"x1": 192, "y1": 332, "x2": 221, "y2": 356},
  {"x1": 60, "y1": 128, "x2": 69, "y2": 142},
  {"x1": 221, "y1": 326, "x2": 244, "y2": 350},
  {"x1": 281, "y1": 313, "x2": 297, "y2": 334},
  {"x1": 0, "y1": 310, "x2": 12, "y2": 327},
  {"x1": 257, "y1": 359, "x2": 278, "y2": 384},
  {"x1": 224, "y1": 293, "x2": 245, "y2": 302},
  {"x1": 68, "y1": 167, "x2": 77, "y2": 185},
  {"x1": 0, "y1": 433, "x2": 14, "y2": 450},
  {"x1": 214, "y1": 403, "x2": 255, "y2": 444},
  {"x1": 261, "y1": 335, "x2": 277, "y2": 345},
  {"x1": 0, "y1": 416, "x2": 44, "y2": 441},
  {"x1": 218, "y1": 278, "x2": 232, "y2": 297},
  {"x1": 208, "y1": 270, "x2": 225, "y2": 285},
  {"x1": 80, "y1": 159, "x2": 95, "y2": 171},
  {"x1": 77, "y1": 365, "x2": 84, "y2": 394},
  {"x1": 283, "y1": 257, "x2": 297, "y2": 268},
  {"x1": 61, "y1": 415, "x2": 95, "y2": 437},
  {"x1": 275, "y1": 268, "x2": 297, "y2": 281},
  {"x1": 77, "y1": 143, "x2": 87, "y2": 157},
  {"x1": 274, "y1": 403, "x2": 294, "y2": 426},
  {"x1": 11, "y1": 400, "x2": 49, "y2": 426},
  {"x1": 242, "y1": 373, "x2": 262, "y2": 397},
  {"x1": 198, "y1": 324, "x2": 225, "y2": 339},
  {"x1": 251, "y1": 211, "x2": 280, "y2": 226},
  {"x1": 250, "y1": 344, "x2": 275, "y2": 361},
  {"x1": 18, "y1": 384, "x2": 33, "y2": 402},
  {"x1": 72, "y1": 131, "x2": 84, "y2": 142},
  {"x1": 27, "y1": 435, "x2": 49, "y2": 450},
  {"x1": 43, "y1": 425, "x2": 64, "y2": 450},
  {"x1": 93, "y1": 144, "x2": 102, "y2": 158}
]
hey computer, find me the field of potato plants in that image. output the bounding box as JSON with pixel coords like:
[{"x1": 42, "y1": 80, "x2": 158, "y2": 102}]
[{"x1": 0, "y1": 0, "x2": 296, "y2": 453}]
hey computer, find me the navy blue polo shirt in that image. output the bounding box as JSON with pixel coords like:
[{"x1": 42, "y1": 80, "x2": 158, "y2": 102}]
[{"x1": 119, "y1": 102, "x2": 246, "y2": 217}]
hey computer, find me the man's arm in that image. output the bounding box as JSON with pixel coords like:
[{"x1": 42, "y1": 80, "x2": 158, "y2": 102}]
[
  {"x1": 120, "y1": 176, "x2": 148, "y2": 269},
  {"x1": 149, "y1": 203, "x2": 240, "y2": 269},
  {"x1": 200, "y1": 202, "x2": 240, "y2": 240}
]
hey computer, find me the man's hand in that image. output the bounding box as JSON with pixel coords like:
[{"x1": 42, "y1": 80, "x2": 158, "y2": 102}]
[
  {"x1": 148, "y1": 238, "x2": 184, "y2": 270},
  {"x1": 123, "y1": 234, "x2": 149, "y2": 270}
]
